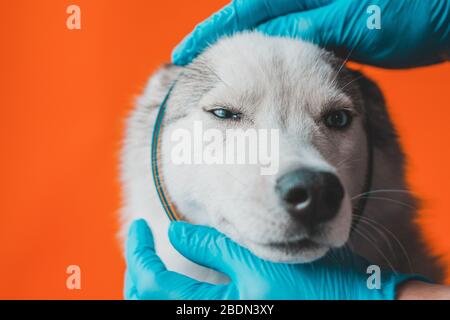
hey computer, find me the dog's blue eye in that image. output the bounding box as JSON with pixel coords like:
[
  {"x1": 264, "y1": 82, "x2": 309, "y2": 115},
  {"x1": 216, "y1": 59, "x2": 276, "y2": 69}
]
[
  {"x1": 210, "y1": 108, "x2": 241, "y2": 121},
  {"x1": 324, "y1": 110, "x2": 352, "y2": 129}
]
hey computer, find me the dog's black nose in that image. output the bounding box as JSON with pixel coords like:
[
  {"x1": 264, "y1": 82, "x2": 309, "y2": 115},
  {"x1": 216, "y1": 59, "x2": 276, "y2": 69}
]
[{"x1": 276, "y1": 169, "x2": 344, "y2": 225}]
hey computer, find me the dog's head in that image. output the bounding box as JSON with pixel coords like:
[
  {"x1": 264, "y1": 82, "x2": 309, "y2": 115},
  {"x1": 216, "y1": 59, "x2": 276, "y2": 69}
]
[{"x1": 145, "y1": 32, "x2": 393, "y2": 263}]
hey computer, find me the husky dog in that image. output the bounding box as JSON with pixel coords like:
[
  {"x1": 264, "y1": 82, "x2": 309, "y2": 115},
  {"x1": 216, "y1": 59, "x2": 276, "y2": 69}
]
[{"x1": 121, "y1": 32, "x2": 443, "y2": 283}]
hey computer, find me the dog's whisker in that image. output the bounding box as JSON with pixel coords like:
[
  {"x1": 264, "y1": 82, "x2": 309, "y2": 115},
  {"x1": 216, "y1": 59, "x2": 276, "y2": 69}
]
[
  {"x1": 354, "y1": 223, "x2": 380, "y2": 250},
  {"x1": 353, "y1": 214, "x2": 414, "y2": 273},
  {"x1": 352, "y1": 196, "x2": 416, "y2": 210},
  {"x1": 353, "y1": 228, "x2": 397, "y2": 274},
  {"x1": 352, "y1": 189, "x2": 415, "y2": 200},
  {"x1": 340, "y1": 75, "x2": 364, "y2": 91},
  {"x1": 335, "y1": 156, "x2": 364, "y2": 171},
  {"x1": 355, "y1": 218, "x2": 398, "y2": 266},
  {"x1": 331, "y1": 40, "x2": 362, "y2": 91},
  {"x1": 333, "y1": 44, "x2": 357, "y2": 84}
]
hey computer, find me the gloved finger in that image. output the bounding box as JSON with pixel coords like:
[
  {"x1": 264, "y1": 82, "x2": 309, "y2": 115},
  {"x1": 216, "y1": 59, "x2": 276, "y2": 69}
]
[
  {"x1": 255, "y1": 1, "x2": 362, "y2": 60},
  {"x1": 126, "y1": 219, "x2": 167, "y2": 285},
  {"x1": 124, "y1": 269, "x2": 139, "y2": 300},
  {"x1": 172, "y1": 0, "x2": 335, "y2": 65},
  {"x1": 168, "y1": 222, "x2": 255, "y2": 280}
]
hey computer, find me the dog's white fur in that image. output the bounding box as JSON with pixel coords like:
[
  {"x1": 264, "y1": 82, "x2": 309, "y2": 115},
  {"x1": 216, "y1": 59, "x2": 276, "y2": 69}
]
[{"x1": 121, "y1": 33, "x2": 444, "y2": 284}]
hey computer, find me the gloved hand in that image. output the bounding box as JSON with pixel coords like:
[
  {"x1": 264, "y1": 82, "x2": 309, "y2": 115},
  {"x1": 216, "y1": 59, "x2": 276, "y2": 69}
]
[
  {"x1": 172, "y1": 0, "x2": 449, "y2": 68},
  {"x1": 125, "y1": 219, "x2": 425, "y2": 300}
]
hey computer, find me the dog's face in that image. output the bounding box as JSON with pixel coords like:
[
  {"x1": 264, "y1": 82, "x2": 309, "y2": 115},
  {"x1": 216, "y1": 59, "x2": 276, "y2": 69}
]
[{"x1": 156, "y1": 33, "x2": 373, "y2": 263}]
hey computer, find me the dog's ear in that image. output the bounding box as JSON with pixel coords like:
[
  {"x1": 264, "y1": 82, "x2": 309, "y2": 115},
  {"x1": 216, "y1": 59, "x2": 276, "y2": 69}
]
[
  {"x1": 349, "y1": 70, "x2": 399, "y2": 148},
  {"x1": 138, "y1": 63, "x2": 183, "y2": 110}
]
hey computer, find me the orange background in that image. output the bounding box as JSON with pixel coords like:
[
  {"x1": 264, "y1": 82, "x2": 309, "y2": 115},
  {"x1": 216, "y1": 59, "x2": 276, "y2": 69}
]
[{"x1": 0, "y1": 0, "x2": 449, "y2": 299}]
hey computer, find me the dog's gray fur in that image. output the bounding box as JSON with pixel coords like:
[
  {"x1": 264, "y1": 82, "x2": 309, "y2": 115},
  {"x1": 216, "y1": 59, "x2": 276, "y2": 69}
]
[{"x1": 121, "y1": 33, "x2": 444, "y2": 283}]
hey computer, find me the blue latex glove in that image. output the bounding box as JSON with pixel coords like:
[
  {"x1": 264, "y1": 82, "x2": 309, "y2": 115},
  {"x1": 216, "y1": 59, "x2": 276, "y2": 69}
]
[
  {"x1": 172, "y1": 0, "x2": 449, "y2": 68},
  {"x1": 125, "y1": 219, "x2": 425, "y2": 300}
]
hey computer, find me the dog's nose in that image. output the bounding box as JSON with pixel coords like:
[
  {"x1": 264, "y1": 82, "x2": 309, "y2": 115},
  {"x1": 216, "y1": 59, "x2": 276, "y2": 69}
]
[{"x1": 276, "y1": 169, "x2": 344, "y2": 225}]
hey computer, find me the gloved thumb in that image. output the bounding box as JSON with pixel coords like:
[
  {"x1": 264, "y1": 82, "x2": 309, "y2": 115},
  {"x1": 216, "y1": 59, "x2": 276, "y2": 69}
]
[
  {"x1": 126, "y1": 219, "x2": 167, "y2": 280},
  {"x1": 126, "y1": 219, "x2": 231, "y2": 299}
]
